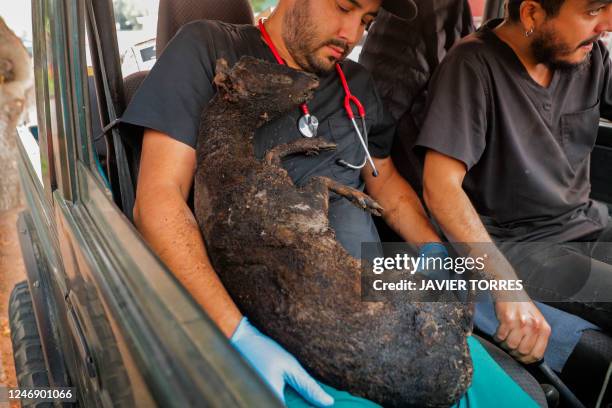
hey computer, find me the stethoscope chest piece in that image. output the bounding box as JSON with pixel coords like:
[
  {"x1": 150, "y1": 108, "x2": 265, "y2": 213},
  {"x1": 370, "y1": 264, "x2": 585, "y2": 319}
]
[
  {"x1": 258, "y1": 17, "x2": 378, "y2": 176},
  {"x1": 298, "y1": 114, "x2": 319, "y2": 138}
]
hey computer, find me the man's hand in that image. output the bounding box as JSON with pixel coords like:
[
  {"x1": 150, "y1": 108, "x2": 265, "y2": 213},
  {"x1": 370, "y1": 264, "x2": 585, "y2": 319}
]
[
  {"x1": 423, "y1": 151, "x2": 553, "y2": 363},
  {"x1": 494, "y1": 301, "x2": 551, "y2": 364},
  {"x1": 231, "y1": 317, "x2": 334, "y2": 407}
]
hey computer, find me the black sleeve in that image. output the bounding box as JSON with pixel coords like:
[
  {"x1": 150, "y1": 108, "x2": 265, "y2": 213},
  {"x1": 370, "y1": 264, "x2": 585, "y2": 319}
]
[
  {"x1": 120, "y1": 22, "x2": 217, "y2": 148},
  {"x1": 367, "y1": 77, "x2": 396, "y2": 158},
  {"x1": 415, "y1": 53, "x2": 489, "y2": 170},
  {"x1": 598, "y1": 42, "x2": 612, "y2": 120}
]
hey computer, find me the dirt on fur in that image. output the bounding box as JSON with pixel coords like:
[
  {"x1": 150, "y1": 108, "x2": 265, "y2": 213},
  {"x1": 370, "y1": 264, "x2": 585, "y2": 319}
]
[{"x1": 195, "y1": 57, "x2": 473, "y2": 407}]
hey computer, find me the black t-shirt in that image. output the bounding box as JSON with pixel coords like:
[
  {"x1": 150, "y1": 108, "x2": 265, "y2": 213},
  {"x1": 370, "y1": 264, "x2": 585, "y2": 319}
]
[
  {"x1": 121, "y1": 20, "x2": 396, "y2": 257},
  {"x1": 416, "y1": 19, "x2": 611, "y2": 242}
]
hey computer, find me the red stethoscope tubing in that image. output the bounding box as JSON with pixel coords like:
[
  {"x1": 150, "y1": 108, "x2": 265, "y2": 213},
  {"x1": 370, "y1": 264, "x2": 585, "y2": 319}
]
[
  {"x1": 257, "y1": 19, "x2": 378, "y2": 176},
  {"x1": 335, "y1": 64, "x2": 365, "y2": 120},
  {"x1": 258, "y1": 19, "x2": 309, "y2": 116}
]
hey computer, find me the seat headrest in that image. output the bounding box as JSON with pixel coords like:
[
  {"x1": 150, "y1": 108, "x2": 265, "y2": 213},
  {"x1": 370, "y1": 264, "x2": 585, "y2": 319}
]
[{"x1": 156, "y1": 0, "x2": 255, "y2": 56}]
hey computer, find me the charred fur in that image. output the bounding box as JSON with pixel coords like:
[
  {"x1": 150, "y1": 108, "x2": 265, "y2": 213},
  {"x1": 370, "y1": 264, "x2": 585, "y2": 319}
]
[{"x1": 195, "y1": 56, "x2": 473, "y2": 407}]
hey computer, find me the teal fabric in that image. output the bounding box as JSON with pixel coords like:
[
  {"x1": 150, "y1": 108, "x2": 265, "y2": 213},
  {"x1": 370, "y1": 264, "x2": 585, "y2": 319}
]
[
  {"x1": 285, "y1": 382, "x2": 381, "y2": 407},
  {"x1": 285, "y1": 336, "x2": 539, "y2": 408},
  {"x1": 454, "y1": 336, "x2": 539, "y2": 408}
]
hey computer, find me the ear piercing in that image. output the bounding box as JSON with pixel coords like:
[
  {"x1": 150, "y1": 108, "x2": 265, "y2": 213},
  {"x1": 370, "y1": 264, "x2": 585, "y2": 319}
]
[{"x1": 525, "y1": 27, "x2": 534, "y2": 37}]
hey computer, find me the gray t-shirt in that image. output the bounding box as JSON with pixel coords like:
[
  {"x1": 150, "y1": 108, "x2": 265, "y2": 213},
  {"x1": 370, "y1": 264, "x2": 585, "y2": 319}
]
[
  {"x1": 416, "y1": 19, "x2": 611, "y2": 242},
  {"x1": 121, "y1": 20, "x2": 396, "y2": 256}
]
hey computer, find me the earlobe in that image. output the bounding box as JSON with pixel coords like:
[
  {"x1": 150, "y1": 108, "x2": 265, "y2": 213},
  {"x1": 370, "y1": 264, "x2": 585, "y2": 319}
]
[{"x1": 520, "y1": 0, "x2": 544, "y2": 31}]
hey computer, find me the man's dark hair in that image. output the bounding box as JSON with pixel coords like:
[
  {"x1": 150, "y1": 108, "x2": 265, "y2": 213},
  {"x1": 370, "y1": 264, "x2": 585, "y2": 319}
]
[{"x1": 508, "y1": 0, "x2": 566, "y2": 21}]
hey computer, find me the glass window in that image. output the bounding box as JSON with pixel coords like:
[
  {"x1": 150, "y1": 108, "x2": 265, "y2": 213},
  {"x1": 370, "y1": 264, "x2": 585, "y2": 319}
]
[
  {"x1": 251, "y1": 0, "x2": 276, "y2": 14},
  {"x1": 469, "y1": 0, "x2": 485, "y2": 28},
  {"x1": 113, "y1": 0, "x2": 159, "y2": 78}
]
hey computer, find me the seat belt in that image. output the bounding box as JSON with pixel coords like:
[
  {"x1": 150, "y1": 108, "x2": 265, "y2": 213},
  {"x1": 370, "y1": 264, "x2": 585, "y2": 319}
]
[{"x1": 85, "y1": 0, "x2": 135, "y2": 220}]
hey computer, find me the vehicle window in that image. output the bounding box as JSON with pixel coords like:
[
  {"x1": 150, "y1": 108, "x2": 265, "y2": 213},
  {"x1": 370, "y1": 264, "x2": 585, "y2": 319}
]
[
  {"x1": 602, "y1": 34, "x2": 612, "y2": 53},
  {"x1": 251, "y1": 0, "x2": 275, "y2": 14},
  {"x1": 469, "y1": 0, "x2": 485, "y2": 27},
  {"x1": 113, "y1": 0, "x2": 159, "y2": 78},
  {"x1": 113, "y1": 0, "x2": 276, "y2": 78}
]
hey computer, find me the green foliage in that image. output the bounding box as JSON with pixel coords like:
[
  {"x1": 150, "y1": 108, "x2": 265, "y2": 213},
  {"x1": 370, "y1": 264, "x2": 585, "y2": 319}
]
[
  {"x1": 113, "y1": 0, "x2": 146, "y2": 30},
  {"x1": 250, "y1": 0, "x2": 276, "y2": 13}
]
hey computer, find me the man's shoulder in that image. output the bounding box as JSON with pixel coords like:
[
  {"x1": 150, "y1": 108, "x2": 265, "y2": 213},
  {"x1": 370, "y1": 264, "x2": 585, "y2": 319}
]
[
  {"x1": 173, "y1": 19, "x2": 259, "y2": 47},
  {"x1": 340, "y1": 58, "x2": 367, "y2": 72},
  {"x1": 591, "y1": 40, "x2": 610, "y2": 68},
  {"x1": 444, "y1": 31, "x2": 496, "y2": 66},
  {"x1": 165, "y1": 19, "x2": 268, "y2": 71},
  {"x1": 339, "y1": 59, "x2": 375, "y2": 83},
  {"x1": 432, "y1": 29, "x2": 503, "y2": 88}
]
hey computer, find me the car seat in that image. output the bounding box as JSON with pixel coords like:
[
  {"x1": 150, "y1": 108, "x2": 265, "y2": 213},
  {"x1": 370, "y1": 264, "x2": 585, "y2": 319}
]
[
  {"x1": 123, "y1": 0, "x2": 254, "y2": 105},
  {"x1": 359, "y1": 0, "x2": 474, "y2": 199},
  {"x1": 86, "y1": 0, "x2": 254, "y2": 214},
  {"x1": 117, "y1": 0, "x2": 255, "y2": 192}
]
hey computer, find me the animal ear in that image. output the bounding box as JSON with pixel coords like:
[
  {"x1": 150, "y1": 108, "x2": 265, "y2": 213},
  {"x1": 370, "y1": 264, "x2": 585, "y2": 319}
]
[{"x1": 213, "y1": 58, "x2": 233, "y2": 96}]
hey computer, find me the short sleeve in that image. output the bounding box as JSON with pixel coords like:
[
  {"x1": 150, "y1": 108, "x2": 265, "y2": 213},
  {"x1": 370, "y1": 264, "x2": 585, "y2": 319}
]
[
  {"x1": 120, "y1": 22, "x2": 217, "y2": 148},
  {"x1": 598, "y1": 42, "x2": 612, "y2": 120},
  {"x1": 415, "y1": 53, "x2": 488, "y2": 170},
  {"x1": 368, "y1": 107, "x2": 395, "y2": 158}
]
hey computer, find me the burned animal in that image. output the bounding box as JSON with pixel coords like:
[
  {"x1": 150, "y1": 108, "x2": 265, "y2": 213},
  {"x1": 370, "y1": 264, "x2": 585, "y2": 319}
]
[{"x1": 195, "y1": 56, "x2": 473, "y2": 407}]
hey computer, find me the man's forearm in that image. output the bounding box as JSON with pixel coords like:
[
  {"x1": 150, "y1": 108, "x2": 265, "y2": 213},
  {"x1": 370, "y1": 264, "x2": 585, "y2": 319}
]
[
  {"x1": 421, "y1": 154, "x2": 548, "y2": 361},
  {"x1": 375, "y1": 175, "x2": 440, "y2": 244},
  {"x1": 423, "y1": 183, "x2": 519, "y2": 283},
  {"x1": 364, "y1": 159, "x2": 440, "y2": 245},
  {"x1": 134, "y1": 188, "x2": 242, "y2": 338}
]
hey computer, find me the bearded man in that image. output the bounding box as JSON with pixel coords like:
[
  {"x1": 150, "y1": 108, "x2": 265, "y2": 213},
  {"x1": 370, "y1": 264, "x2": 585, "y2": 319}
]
[
  {"x1": 418, "y1": 0, "x2": 612, "y2": 389},
  {"x1": 122, "y1": 0, "x2": 544, "y2": 406}
]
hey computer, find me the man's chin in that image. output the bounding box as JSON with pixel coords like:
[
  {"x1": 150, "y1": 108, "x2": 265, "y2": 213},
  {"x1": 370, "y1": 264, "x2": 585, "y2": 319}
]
[
  {"x1": 305, "y1": 56, "x2": 337, "y2": 76},
  {"x1": 546, "y1": 56, "x2": 590, "y2": 73}
]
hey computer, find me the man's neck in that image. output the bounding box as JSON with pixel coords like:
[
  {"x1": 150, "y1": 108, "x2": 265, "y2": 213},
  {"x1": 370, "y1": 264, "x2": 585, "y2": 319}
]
[
  {"x1": 493, "y1": 21, "x2": 554, "y2": 88},
  {"x1": 263, "y1": 11, "x2": 302, "y2": 70}
]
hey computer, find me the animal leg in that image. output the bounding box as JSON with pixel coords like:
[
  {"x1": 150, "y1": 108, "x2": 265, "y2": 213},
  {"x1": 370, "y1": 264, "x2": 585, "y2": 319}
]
[
  {"x1": 302, "y1": 176, "x2": 332, "y2": 217},
  {"x1": 313, "y1": 176, "x2": 383, "y2": 216},
  {"x1": 264, "y1": 138, "x2": 336, "y2": 167}
]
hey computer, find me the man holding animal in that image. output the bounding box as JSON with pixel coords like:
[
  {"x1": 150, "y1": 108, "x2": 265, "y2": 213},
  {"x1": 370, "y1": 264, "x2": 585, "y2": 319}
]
[{"x1": 122, "y1": 0, "x2": 542, "y2": 406}]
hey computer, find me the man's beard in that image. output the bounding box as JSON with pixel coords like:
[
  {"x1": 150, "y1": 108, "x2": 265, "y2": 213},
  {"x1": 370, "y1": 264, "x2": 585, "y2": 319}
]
[
  {"x1": 282, "y1": 1, "x2": 349, "y2": 75},
  {"x1": 531, "y1": 27, "x2": 595, "y2": 73}
]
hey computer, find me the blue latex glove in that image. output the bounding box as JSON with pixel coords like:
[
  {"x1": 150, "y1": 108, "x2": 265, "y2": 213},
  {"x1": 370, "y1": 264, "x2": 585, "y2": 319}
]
[
  {"x1": 418, "y1": 242, "x2": 452, "y2": 280},
  {"x1": 419, "y1": 243, "x2": 469, "y2": 302},
  {"x1": 231, "y1": 317, "x2": 334, "y2": 407}
]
